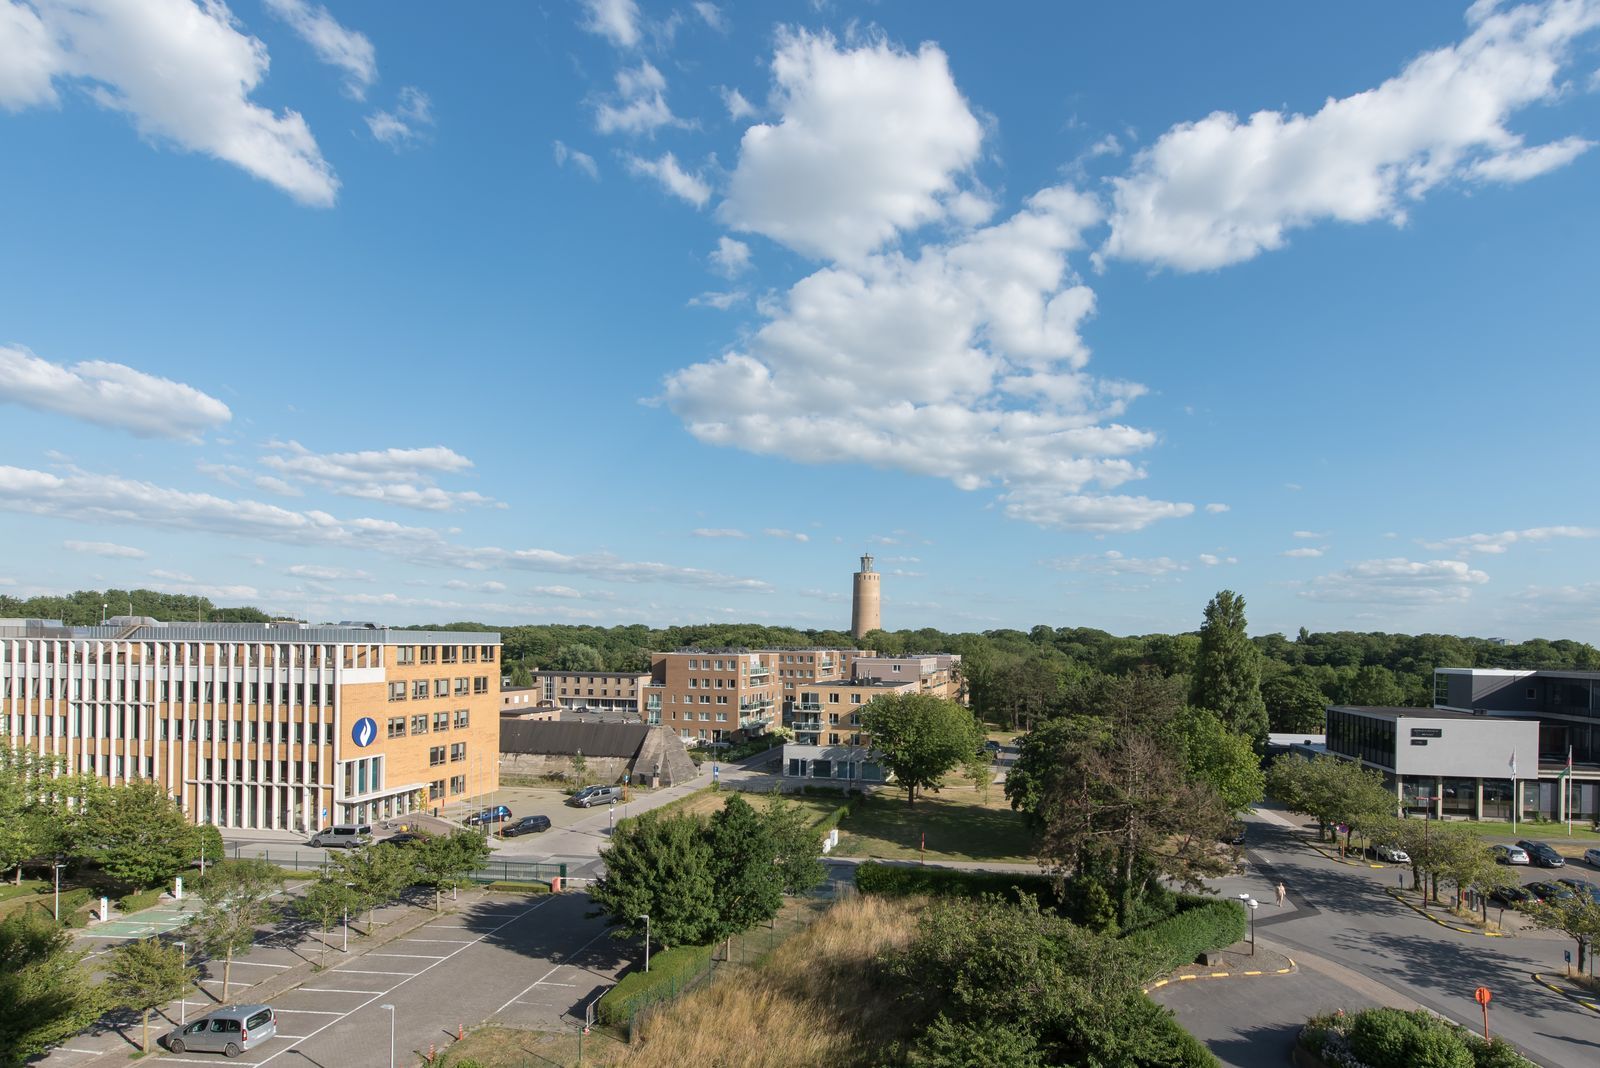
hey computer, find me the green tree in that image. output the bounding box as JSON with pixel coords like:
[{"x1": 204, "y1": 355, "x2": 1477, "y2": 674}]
[
  {"x1": 327, "y1": 844, "x2": 414, "y2": 930},
  {"x1": 1344, "y1": 665, "x2": 1404, "y2": 707},
  {"x1": 1179, "y1": 708, "x2": 1266, "y2": 813},
  {"x1": 1189, "y1": 590, "x2": 1269, "y2": 747},
  {"x1": 571, "y1": 750, "x2": 589, "y2": 784},
  {"x1": 507, "y1": 660, "x2": 534, "y2": 688},
  {"x1": 591, "y1": 812, "x2": 717, "y2": 949},
  {"x1": 79, "y1": 780, "x2": 197, "y2": 890},
  {"x1": 1266, "y1": 754, "x2": 1394, "y2": 842},
  {"x1": 0, "y1": 911, "x2": 103, "y2": 1067},
  {"x1": 549, "y1": 643, "x2": 605, "y2": 671},
  {"x1": 1526, "y1": 893, "x2": 1600, "y2": 974},
  {"x1": 0, "y1": 748, "x2": 61, "y2": 885},
  {"x1": 191, "y1": 859, "x2": 284, "y2": 1000},
  {"x1": 412, "y1": 831, "x2": 492, "y2": 912},
  {"x1": 1261, "y1": 672, "x2": 1329, "y2": 734},
  {"x1": 706, "y1": 795, "x2": 784, "y2": 950},
  {"x1": 104, "y1": 937, "x2": 195, "y2": 1053},
  {"x1": 761, "y1": 792, "x2": 826, "y2": 898},
  {"x1": 296, "y1": 875, "x2": 359, "y2": 965},
  {"x1": 1005, "y1": 717, "x2": 1097, "y2": 826},
  {"x1": 860, "y1": 693, "x2": 983, "y2": 805}
]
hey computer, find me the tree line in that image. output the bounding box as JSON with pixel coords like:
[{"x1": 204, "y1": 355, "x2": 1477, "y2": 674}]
[{"x1": 0, "y1": 588, "x2": 270, "y2": 625}]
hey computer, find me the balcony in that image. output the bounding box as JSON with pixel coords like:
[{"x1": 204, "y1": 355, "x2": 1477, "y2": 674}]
[
  {"x1": 792, "y1": 718, "x2": 823, "y2": 732},
  {"x1": 794, "y1": 701, "x2": 822, "y2": 712},
  {"x1": 740, "y1": 710, "x2": 776, "y2": 730},
  {"x1": 746, "y1": 666, "x2": 772, "y2": 680}
]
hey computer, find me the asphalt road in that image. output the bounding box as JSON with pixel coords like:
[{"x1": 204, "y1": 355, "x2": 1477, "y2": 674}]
[{"x1": 1203, "y1": 809, "x2": 1600, "y2": 1068}]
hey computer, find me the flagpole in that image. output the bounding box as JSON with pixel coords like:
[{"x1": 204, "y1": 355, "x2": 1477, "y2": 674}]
[
  {"x1": 1510, "y1": 750, "x2": 1517, "y2": 834},
  {"x1": 1567, "y1": 746, "x2": 1573, "y2": 837}
]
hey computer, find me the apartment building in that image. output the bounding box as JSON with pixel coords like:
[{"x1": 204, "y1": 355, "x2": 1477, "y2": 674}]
[
  {"x1": 852, "y1": 654, "x2": 964, "y2": 702},
  {"x1": 768, "y1": 648, "x2": 862, "y2": 706},
  {"x1": 0, "y1": 617, "x2": 501, "y2": 832},
  {"x1": 647, "y1": 649, "x2": 780, "y2": 744},
  {"x1": 530, "y1": 669, "x2": 648, "y2": 717}
]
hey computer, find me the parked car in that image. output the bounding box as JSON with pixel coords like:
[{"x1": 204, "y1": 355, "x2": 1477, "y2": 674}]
[
  {"x1": 309, "y1": 823, "x2": 372, "y2": 848},
  {"x1": 1490, "y1": 844, "x2": 1530, "y2": 865},
  {"x1": 163, "y1": 1004, "x2": 277, "y2": 1057},
  {"x1": 570, "y1": 785, "x2": 624, "y2": 808},
  {"x1": 464, "y1": 805, "x2": 513, "y2": 826},
  {"x1": 1583, "y1": 847, "x2": 1600, "y2": 869},
  {"x1": 1224, "y1": 823, "x2": 1247, "y2": 846},
  {"x1": 1487, "y1": 884, "x2": 1535, "y2": 909},
  {"x1": 377, "y1": 832, "x2": 427, "y2": 848},
  {"x1": 1525, "y1": 881, "x2": 1575, "y2": 904},
  {"x1": 1373, "y1": 844, "x2": 1410, "y2": 864},
  {"x1": 981, "y1": 739, "x2": 1003, "y2": 754},
  {"x1": 1556, "y1": 878, "x2": 1600, "y2": 903},
  {"x1": 1516, "y1": 839, "x2": 1566, "y2": 868},
  {"x1": 502, "y1": 815, "x2": 552, "y2": 837}
]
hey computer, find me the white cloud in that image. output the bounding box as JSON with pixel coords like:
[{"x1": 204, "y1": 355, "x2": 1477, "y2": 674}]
[
  {"x1": 1042, "y1": 550, "x2": 1188, "y2": 577},
  {"x1": 0, "y1": 344, "x2": 231, "y2": 440},
  {"x1": 367, "y1": 86, "x2": 433, "y2": 148},
  {"x1": 1198, "y1": 553, "x2": 1237, "y2": 566},
  {"x1": 0, "y1": 0, "x2": 337, "y2": 204},
  {"x1": 1292, "y1": 529, "x2": 1328, "y2": 539},
  {"x1": 259, "y1": 441, "x2": 493, "y2": 511},
  {"x1": 1282, "y1": 546, "x2": 1326, "y2": 558},
  {"x1": 692, "y1": 527, "x2": 747, "y2": 538},
  {"x1": 762, "y1": 528, "x2": 810, "y2": 542},
  {"x1": 688, "y1": 290, "x2": 747, "y2": 310},
  {"x1": 1419, "y1": 524, "x2": 1599, "y2": 556},
  {"x1": 581, "y1": 0, "x2": 641, "y2": 48},
  {"x1": 253, "y1": 475, "x2": 301, "y2": 496},
  {"x1": 1302, "y1": 557, "x2": 1490, "y2": 604},
  {"x1": 1205, "y1": 502, "x2": 1230, "y2": 514},
  {"x1": 721, "y1": 85, "x2": 755, "y2": 120},
  {"x1": 692, "y1": 2, "x2": 726, "y2": 31},
  {"x1": 263, "y1": 0, "x2": 375, "y2": 98},
  {"x1": 718, "y1": 29, "x2": 986, "y2": 262},
  {"x1": 595, "y1": 61, "x2": 683, "y2": 135},
  {"x1": 553, "y1": 140, "x2": 600, "y2": 179},
  {"x1": 0, "y1": 462, "x2": 773, "y2": 591},
  {"x1": 63, "y1": 539, "x2": 146, "y2": 559},
  {"x1": 1103, "y1": 0, "x2": 1600, "y2": 270},
  {"x1": 286, "y1": 563, "x2": 369, "y2": 580},
  {"x1": 711, "y1": 236, "x2": 752, "y2": 276},
  {"x1": 529, "y1": 584, "x2": 584, "y2": 599},
  {"x1": 665, "y1": 185, "x2": 1189, "y2": 532},
  {"x1": 625, "y1": 151, "x2": 711, "y2": 207},
  {"x1": 443, "y1": 578, "x2": 507, "y2": 593},
  {"x1": 147, "y1": 572, "x2": 260, "y2": 600}
]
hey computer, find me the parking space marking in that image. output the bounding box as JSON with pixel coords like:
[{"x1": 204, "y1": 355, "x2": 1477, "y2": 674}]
[
  {"x1": 493, "y1": 927, "x2": 613, "y2": 1015},
  {"x1": 228, "y1": 960, "x2": 293, "y2": 968},
  {"x1": 300, "y1": 987, "x2": 389, "y2": 994},
  {"x1": 271, "y1": 1008, "x2": 345, "y2": 1015},
  {"x1": 331, "y1": 968, "x2": 417, "y2": 976},
  {"x1": 366, "y1": 952, "x2": 447, "y2": 959},
  {"x1": 253, "y1": 896, "x2": 556, "y2": 1067},
  {"x1": 398, "y1": 937, "x2": 473, "y2": 943}
]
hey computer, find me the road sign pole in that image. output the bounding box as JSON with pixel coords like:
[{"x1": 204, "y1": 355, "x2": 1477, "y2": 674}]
[{"x1": 1474, "y1": 987, "x2": 1492, "y2": 1042}]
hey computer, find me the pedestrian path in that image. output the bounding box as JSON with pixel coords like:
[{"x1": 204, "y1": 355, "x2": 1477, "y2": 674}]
[{"x1": 78, "y1": 898, "x2": 201, "y2": 941}]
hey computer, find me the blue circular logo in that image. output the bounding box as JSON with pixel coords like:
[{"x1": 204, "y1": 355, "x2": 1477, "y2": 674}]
[{"x1": 351, "y1": 717, "x2": 378, "y2": 748}]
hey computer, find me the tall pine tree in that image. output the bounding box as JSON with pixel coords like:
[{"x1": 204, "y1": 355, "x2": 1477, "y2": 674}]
[{"x1": 1189, "y1": 590, "x2": 1269, "y2": 748}]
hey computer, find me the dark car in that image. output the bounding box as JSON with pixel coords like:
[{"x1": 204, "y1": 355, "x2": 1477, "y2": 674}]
[
  {"x1": 464, "y1": 804, "x2": 513, "y2": 826},
  {"x1": 502, "y1": 815, "x2": 552, "y2": 837},
  {"x1": 1556, "y1": 877, "x2": 1600, "y2": 903},
  {"x1": 378, "y1": 832, "x2": 427, "y2": 848},
  {"x1": 1224, "y1": 823, "x2": 1247, "y2": 846},
  {"x1": 1488, "y1": 884, "x2": 1535, "y2": 909},
  {"x1": 1515, "y1": 839, "x2": 1566, "y2": 868},
  {"x1": 1525, "y1": 881, "x2": 1575, "y2": 904},
  {"x1": 981, "y1": 739, "x2": 1002, "y2": 754}
]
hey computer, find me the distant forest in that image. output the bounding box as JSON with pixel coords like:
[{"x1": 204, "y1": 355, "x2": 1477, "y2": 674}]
[{"x1": 8, "y1": 587, "x2": 1598, "y2": 734}]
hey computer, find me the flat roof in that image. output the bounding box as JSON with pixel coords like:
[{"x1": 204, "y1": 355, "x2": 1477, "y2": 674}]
[
  {"x1": 1329, "y1": 705, "x2": 1538, "y2": 722},
  {"x1": 0, "y1": 618, "x2": 498, "y2": 643}
]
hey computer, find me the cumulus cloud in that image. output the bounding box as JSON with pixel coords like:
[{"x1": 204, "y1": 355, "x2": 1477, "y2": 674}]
[
  {"x1": 689, "y1": 290, "x2": 746, "y2": 310},
  {"x1": 718, "y1": 29, "x2": 986, "y2": 262},
  {"x1": 711, "y1": 236, "x2": 752, "y2": 276},
  {"x1": 553, "y1": 140, "x2": 600, "y2": 179},
  {"x1": 1293, "y1": 530, "x2": 1329, "y2": 539},
  {"x1": 721, "y1": 85, "x2": 755, "y2": 120},
  {"x1": 693, "y1": 2, "x2": 725, "y2": 31},
  {"x1": 0, "y1": 463, "x2": 773, "y2": 590},
  {"x1": 263, "y1": 0, "x2": 375, "y2": 98},
  {"x1": 1198, "y1": 553, "x2": 1238, "y2": 566},
  {"x1": 259, "y1": 440, "x2": 493, "y2": 511},
  {"x1": 763, "y1": 528, "x2": 810, "y2": 542},
  {"x1": 367, "y1": 86, "x2": 433, "y2": 148},
  {"x1": 1042, "y1": 550, "x2": 1188, "y2": 577},
  {"x1": 625, "y1": 151, "x2": 711, "y2": 206},
  {"x1": 692, "y1": 527, "x2": 747, "y2": 538},
  {"x1": 1204, "y1": 503, "x2": 1230, "y2": 513},
  {"x1": 0, "y1": 0, "x2": 338, "y2": 204},
  {"x1": 1282, "y1": 546, "x2": 1327, "y2": 558},
  {"x1": 595, "y1": 61, "x2": 684, "y2": 135},
  {"x1": 0, "y1": 344, "x2": 230, "y2": 440},
  {"x1": 1302, "y1": 557, "x2": 1490, "y2": 604},
  {"x1": 1102, "y1": 0, "x2": 1600, "y2": 270},
  {"x1": 63, "y1": 539, "x2": 146, "y2": 559},
  {"x1": 286, "y1": 563, "x2": 369, "y2": 580},
  {"x1": 529, "y1": 585, "x2": 585, "y2": 599},
  {"x1": 1419, "y1": 524, "x2": 1599, "y2": 556},
  {"x1": 581, "y1": 0, "x2": 641, "y2": 48}
]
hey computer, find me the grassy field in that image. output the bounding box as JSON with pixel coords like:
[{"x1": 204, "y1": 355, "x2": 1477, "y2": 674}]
[
  {"x1": 0, "y1": 877, "x2": 49, "y2": 905},
  {"x1": 1466, "y1": 819, "x2": 1600, "y2": 858},
  {"x1": 638, "y1": 787, "x2": 847, "y2": 826},
  {"x1": 833, "y1": 786, "x2": 1036, "y2": 864},
  {"x1": 439, "y1": 1026, "x2": 626, "y2": 1068}
]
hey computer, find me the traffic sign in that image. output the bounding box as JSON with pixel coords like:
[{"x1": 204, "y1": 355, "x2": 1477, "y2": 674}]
[{"x1": 1474, "y1": 986, "x2": 1491, "y2": 1006}]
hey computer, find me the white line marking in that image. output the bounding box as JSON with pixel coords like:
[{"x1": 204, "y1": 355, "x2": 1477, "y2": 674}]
[
  {"x1": 397, "y1": 937, "x2": 472, "y2": 943},
  {"x1": 61, "y1": 1048, "x2": 102, "y2": 1054},
  {"x1": 299, "y1": 987, "x2": 387, "y2": 994},
  {"x1": 269, "y1": 1009, "x2": 345, "y2": 1015},
  {"x1": 227, "y1": 960, "x2": 293, "y2": 968},
  {"x1": 533, "y1": 981, "x2": 578, "y2": 987},
  {"x1": 366, "y1": 952, "x2": 447, "y2": 959},
  {"x1": 331, "y1": 969, "x2": 415, "y2": 976},
  {"x1": 493, "y1": 927, "x2": 613, "y2": 1015},
  {"x1": 253, "y1": 896, "x2": 556, "y2": 1067}
]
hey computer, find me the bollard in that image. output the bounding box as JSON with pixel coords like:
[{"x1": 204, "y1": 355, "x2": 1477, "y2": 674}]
[
  {"x1": 429, "y1": 1043, "x2": 435, "y2": 1062},
  {"x1": 458, "y1": 1023, "x2": 464, "y2": 1041},
  {"x1": 174, "y1": 876, "x2": 184, "y2": 901},
  {"x1": 100, "y1": 896, "x2": 110, "y2": 922}
]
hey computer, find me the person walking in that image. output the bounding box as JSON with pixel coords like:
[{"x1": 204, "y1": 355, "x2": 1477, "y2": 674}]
[{"x1": 1275, "y1": 880, "x2": 1287, "y2": 907}]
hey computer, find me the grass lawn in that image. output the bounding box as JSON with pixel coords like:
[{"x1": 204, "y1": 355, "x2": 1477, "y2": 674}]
[
  {"x1": 0, "y1": 877, "x2": 50, "y2": 904},
  {"x1": 438, "y1": 1025, "x2": 625, "y2": 1068},
  {"x1": 663, "y1": 789, "x2": 844, "y2": 825},
  {"x1": 832, "y1": 785, "x2": 1036, "y2": 864},
  {"x1": 1467, "y1": 819, "x2": 1600, "y2": 856}
]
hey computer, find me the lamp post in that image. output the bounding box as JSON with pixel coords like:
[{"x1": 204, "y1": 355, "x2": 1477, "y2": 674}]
[
  {"x1": 53, "y1": 859, "x2": 65, "y2": 922},
  {"x1": 380, "y1": 1004, "x2": 395, "y2": 1068},
  {"x1": 177, "y1": 941, "x2": 187, "y2": 1023},
  {"x1": 1237, "y1": 895, "x2": 1258, "y2": 956},
  {"x1": 639, "y1": 914, "x2": 651, "y2": 973}
]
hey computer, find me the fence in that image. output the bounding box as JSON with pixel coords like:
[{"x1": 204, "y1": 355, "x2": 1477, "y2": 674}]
[{"x1": 225, "y1": 848, "x2": 567, "y2": 884}]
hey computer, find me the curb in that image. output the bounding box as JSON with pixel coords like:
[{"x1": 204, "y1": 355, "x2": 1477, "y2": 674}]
[
  {"x1": 1144, "y1": 956, "x2": 1296, "y2": 992},
  {"x1": 1531, "y1": 972, "x2": 1600, "y2": 1014},
  {"x1": 1385, "y1": 889, "x2": 1507, "y2": 937}
]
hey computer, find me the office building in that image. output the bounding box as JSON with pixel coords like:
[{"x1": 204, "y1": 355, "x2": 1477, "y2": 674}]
[{"x1": 530, "y1": 669, "x2": 649, "y2": 717}]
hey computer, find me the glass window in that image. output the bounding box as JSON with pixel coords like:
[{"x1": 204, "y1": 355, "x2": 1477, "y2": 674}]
[
  {"x1": 430, "y1": 746, "x2": 446, "y2": 767},
  {"x1": 411, "y1": 714, "x2": 428, "y2": 735},
  {"x1": 454, "y1": 708, "x2": 469, "y2": 729},
  {"x1": 387, "y1": 717, "x2": 406, "y2": 739},
  {"x1": 433, "y1": 712, "x2": 450, "y2": 731}
]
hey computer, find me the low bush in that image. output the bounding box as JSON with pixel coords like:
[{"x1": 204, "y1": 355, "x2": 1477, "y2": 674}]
[
  {"x1": 1299, "y1": 1008, "x2": 1536, "y2": 1068},
  {"x1": 596, "y1": 942, "x2": 715, "y2": 1026},
  {"x1": 118, "y1": 888, "x2": 165, "y2": 913},
  {"x1": 855, "y1": 861, "x2": 1061, "y2": 906},
  {"x1": 813, "y1": 795, "x2": 859, "y2": 834},
  {"x1": 1143, "y1": 1010, "x2": 1220, "y2": 1068},
  {"x1": 1119, "y1": 900, "x2": 1245, "y2": 978},
  {"x1": 482, "y1": 881, "x2": 551, "y2": 894}
]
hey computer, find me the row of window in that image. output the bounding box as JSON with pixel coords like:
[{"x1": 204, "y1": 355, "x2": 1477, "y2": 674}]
[
  {"x1": 395, "y1": 645, "x2": 497, "y2": 666},
  {"x1": 797, "y1": 691, "x2": 866, "y2": 705},
  {"x1": 557, "y1": 687, "x2": 634, "y2": 697},
  {"x1": 386, "y1": 709, "x2": 471, "y2": 737},
  {"x1": 388, "y1": 677, "x2": 490, "y2": 701},
  {"x1": 671, "y1": 711, "x2": 731, "y2": 722},
  {"x1": 7, "y1": 713, "x2": 328, "y2": 745},
  {"x1": 427, "y1": 775, "x2": 469, "y2": 800},
  {"x1": 427, "y1": 742, "x2": 470, "y2": 766},
  {"x1": 4, "y1": 678, "x2": 337, "y2": 706}
]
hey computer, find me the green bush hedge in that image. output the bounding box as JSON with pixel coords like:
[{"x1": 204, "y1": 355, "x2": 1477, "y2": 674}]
[
  {"x1": 482, "y1": 881, "x2": 551, "y2": 894},
  {"x1": 854, "y1": 861, "x2": 1062, "y2": 906},
  {"x1": 118, "y1": 888, "x2": 165, "y2": 913},
  {"x1": 813, "y1": 795, "x2": 859, "y2": 834},
  {"x1": 1119, "y1": 900, "x2": 1245, "y2": 978},
  {"x1": 1145, "y1": 1009, "x2": 1221, "y2": 1068},
  {"x1": 595, "y1": 942, "x2": 715, "y2": 1026},
  {"x1": 1302, "y1": 1008, "x2": 1533, "y2": 1068}
]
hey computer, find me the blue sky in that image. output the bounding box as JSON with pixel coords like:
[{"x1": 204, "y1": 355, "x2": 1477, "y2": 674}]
[{"x1": 2, "y1": 0, "x2": 1599, "y2": 641}]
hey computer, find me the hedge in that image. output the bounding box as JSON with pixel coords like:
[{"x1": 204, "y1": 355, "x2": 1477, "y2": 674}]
[
  {"x1": 813, "y1": 795, "x2": 859, "y2": 835},
  {"x1": 595, "y1": 942, "x2": 715, "y2": 1026},
  {"x1": 1120, "y1": 900, "x2": 1246, "y2": 978},
  {"x1": 1302, "y1": 1008, "x2": 1535, "y2": 1068},
  {"x1": 1146, "y1": 1009, "x2": 1221, "y2": 1068},
  {"x1": 118, "y1": 888, "x2": 165, "y2": 913},
  {"x1": 482, "y1": 881, "x2": 551, "y2": 894},
  {"x1": 854, "y1": 861, "x2": 1062, "y2": 906}
]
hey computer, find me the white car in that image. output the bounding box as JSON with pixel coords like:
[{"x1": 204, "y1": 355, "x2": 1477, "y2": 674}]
[
  {"x1": 1584, "y1": 847, "x2": 1600, "y2": 869},
  {"x1": 1492, "y1": 844, "x2": 1530, "y2": 865},
  {"x1": 1375, "y1": 844, "x2": 1410, "y2": 864}
]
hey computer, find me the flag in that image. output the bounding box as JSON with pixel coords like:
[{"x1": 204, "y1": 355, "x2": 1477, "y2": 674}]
[
  {"x1": 1556, "y1": 746, "x2": 1573, "y2": 780},
  {"x1": 1510, "y1": 749, "x2": 1518, "y2": 778}
]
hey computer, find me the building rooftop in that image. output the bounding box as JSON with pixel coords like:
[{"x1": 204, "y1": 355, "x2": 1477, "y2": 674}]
[
  {"x1": 530, "y1": 669, "x2": 648, "y2": 678},
  {"x1": 0, "y1": 617, "x2": 499, "y2": 644},
  {"x1": 1330, "y1": 705, "x2": 1539, "y2": 722}
]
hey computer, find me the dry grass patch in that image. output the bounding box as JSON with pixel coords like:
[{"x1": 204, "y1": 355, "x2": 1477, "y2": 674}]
[{"x1": 619, "y1": 895, "x2": 922, "y2": 1068}]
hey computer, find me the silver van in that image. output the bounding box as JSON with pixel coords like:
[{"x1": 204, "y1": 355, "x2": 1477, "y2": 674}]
[
  {"x1": 577, "y1": 785, "x2": 624, "y2": 808},
  {"x1": 309, "y1": 823, "x2": 372, "y2": 848},
  {"x1": 163, "y1": 1004, "x2": 277, "y2": 1056}
]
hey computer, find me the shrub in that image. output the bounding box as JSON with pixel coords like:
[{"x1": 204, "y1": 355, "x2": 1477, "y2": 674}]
[
  {"x1": 595, "y1": 942, "x2": 715, "y2": 1026},
  {"x1": 482, "y1": 881, "x2": 551, "y2": 894},
  {"x1": 814, "y1": 796, "x2": 858, "y2": 835},
  {"x1": 1141, "y1": 1010, "x2": 1220, "y2": 1068},
  {"x1": 1465, "y1": 1036, "x2": 1536, "y2": 1068},
  {"x1": 1119, "y1": 900, "x2": 1245, "y2": 978},
  {"x1": 118, "y1": 888, "x2": 164, "y2": 913},
  {"x1": 1347, "y1": 1008, "x2": 1472, "y2": 1068},
  {"x1": 855, "y1": 861, "x2": 1063, "y2": 906}
]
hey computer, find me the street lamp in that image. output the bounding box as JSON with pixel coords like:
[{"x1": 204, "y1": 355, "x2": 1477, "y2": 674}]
[
  {"x1": 639, "y1": 914, "x2": 651, "y2": 973},
  {"x1": 1237, "y1": 894, "x2": 1258, "y2": 956},
  {"x1": 380, "y1": 1004, "x2": 395, "y2": 1068},
  {"x1": 53, "y1": 859, "x2": 66, "y2": 922},
  {"x1": 177, "y1": 941, "x2": 187, "y2": 1023}
]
